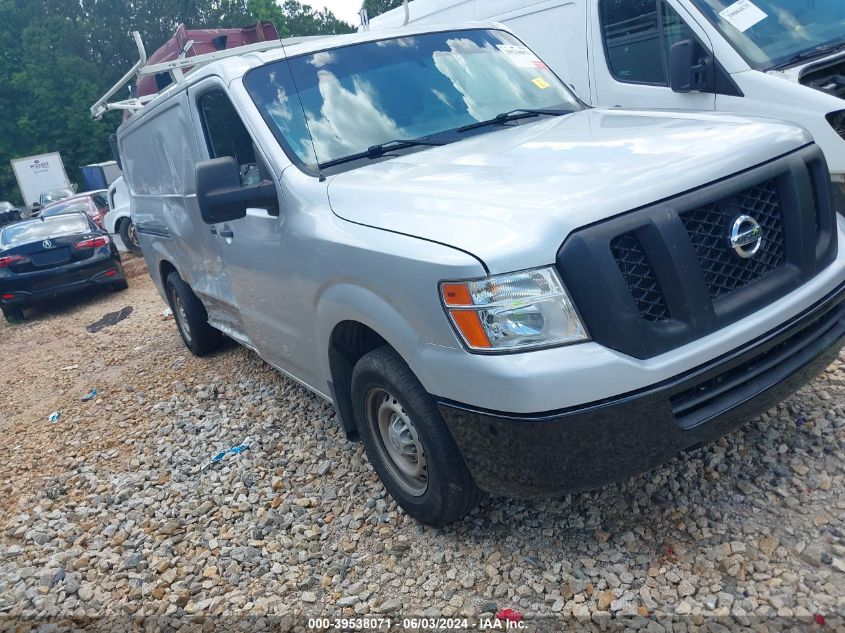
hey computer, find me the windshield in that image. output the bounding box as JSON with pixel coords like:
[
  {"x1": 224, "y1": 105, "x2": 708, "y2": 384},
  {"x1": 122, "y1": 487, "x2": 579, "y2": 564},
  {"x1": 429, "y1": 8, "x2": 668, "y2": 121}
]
[
  {"x1": 1, "y1": 214, "x2": 90, "y2": 247},
  {"x1": 691, "y1": 0, "x2": 845, "y2": 69},
  {"x1": 41, "y1": 199, "x2": 90, "y2": 217},
  {"x1": 245, "y1": 29, "x2": 581, "y2": 171}
]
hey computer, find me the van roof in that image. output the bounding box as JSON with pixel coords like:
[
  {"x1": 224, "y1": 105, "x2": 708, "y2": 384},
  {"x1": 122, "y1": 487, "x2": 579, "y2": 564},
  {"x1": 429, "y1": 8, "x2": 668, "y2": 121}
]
[
  {"x1": 368, "y1": 0, "x2": 489, "y2": 29},
  {"x1": 183, "y1": 19, "x2": 505, "y2": 87},
  {"x1": 94, "y1": 20, "x2": 504, "y2": 122}
]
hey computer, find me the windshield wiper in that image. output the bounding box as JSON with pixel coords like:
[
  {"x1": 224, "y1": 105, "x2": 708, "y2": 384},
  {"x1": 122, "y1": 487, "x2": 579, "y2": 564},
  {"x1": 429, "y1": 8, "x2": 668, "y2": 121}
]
[
  {"x1": 769, "y1": 40, "x2": 845, "y2": 71},
  {"x1": 456, "y1": 108, "x2": 572, "y2": 133},
  {"x1": 318, "y1": 138, "x2": 448, "y2": 170}
]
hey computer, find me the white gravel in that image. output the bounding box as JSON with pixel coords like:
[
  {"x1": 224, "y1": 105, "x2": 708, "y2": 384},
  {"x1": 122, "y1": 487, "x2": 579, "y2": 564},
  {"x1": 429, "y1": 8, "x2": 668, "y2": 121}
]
[{"x1": 1, "y1": 260, "x2": 844, "y2": 630}]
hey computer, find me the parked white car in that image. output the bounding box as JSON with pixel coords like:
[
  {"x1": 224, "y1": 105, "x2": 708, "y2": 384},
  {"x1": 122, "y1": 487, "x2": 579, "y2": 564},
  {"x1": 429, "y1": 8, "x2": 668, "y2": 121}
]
[{"x1": 103, "y1": 176, "x2": 140, "y2": 254}]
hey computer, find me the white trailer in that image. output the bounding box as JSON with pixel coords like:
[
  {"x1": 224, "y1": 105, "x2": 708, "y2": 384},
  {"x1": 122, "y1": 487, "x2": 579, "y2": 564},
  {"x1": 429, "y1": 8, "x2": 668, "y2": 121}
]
[{"x1": 10, "y1": 152, "x2": 71, "y2": 210}]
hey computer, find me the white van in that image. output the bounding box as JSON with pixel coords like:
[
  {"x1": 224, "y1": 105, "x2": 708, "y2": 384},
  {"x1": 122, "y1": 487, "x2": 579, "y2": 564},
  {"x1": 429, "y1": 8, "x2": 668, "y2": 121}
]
[{"x1": 368, "y1": 0, "x2": 845, "y2": 203}]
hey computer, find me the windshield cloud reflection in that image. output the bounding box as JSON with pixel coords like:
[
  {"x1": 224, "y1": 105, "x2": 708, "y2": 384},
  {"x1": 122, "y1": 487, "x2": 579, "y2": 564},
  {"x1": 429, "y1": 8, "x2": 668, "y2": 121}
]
[
  {"x1": 244, "y1": 29, "x2": 580, "y2": 169},
  {"x1": 306, "y1": 71, "x2": 406, "y2": 160},
  {"x1": 433, "y1": 39, "x2": 538, "y2": 122}
]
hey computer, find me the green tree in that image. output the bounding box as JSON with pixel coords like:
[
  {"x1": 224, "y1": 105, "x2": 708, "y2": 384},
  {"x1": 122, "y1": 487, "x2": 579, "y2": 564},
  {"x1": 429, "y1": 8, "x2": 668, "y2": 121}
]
[
  {"x1": 248, "y1": 0, "x2": 289, "y2": 32},
  {"x1": 0, "y1": 1, "x2": 29, "y2": 201},
  {"x1": 362, "y1": 0, "x2": 404, "y2": 19},
  {"x1": 0, "y1": 0, "x2": 353, "y2": 203},
  {"x1": 283, "y1": 1, "x2": 355, "y2": 35}
]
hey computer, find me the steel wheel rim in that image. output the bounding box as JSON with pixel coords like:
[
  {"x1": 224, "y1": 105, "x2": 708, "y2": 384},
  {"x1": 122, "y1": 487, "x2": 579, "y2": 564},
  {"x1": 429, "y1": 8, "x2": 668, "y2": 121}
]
[
  {"x1": 127, "y1": 221, "x2": 140, "y2": 248},
  {"x1": 172, "y1": 294, "x2": 192, "y2": 344},
  {"x1": 366, "y1": 388, "x2": 428, "y2": 497}
]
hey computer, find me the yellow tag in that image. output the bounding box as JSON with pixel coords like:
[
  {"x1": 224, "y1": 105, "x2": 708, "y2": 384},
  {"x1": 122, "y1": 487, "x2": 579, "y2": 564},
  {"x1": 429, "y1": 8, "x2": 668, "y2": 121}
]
[{"x1": 532, "y1": 77, "x2": 551, "y2": 89}]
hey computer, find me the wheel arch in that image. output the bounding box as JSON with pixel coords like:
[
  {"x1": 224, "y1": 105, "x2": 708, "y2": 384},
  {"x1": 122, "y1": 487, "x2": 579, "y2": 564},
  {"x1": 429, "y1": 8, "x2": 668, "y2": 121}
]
[
  {"x1": 158, "y1": 259, "x2": 179, "y2": 290},
  {"x1": 319, "y1": 285, "x2": 424, "y2": 440},
  {"x1": 328, "y1": 321, "x2": 389, "y2": 439},
  {"x1": 104, "y1": 207, "x2": 129, "y2": 235}
]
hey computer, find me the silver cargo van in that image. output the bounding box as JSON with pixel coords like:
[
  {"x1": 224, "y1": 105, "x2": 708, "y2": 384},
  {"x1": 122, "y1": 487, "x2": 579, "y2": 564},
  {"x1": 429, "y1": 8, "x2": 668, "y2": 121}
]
[{"x1": 95, "y1": 23, "x2": 845, "y2": 525}]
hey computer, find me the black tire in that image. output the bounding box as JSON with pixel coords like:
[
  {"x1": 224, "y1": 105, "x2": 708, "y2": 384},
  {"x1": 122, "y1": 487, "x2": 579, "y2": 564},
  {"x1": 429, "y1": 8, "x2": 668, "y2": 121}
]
[
  {"x1": 165, "y1": 272, "x2": 222, "y2": 356},
  {"x1": 119, "y1": 218, "x2": 142, "y2": 255},
  {"x1": 111, "y1": 279, "x2": 129, "y2": 292},
  {"x1": 351, "y1": 346, "x2": 483, "y2": 526},
  {"x1": 3, "y1": 307, "x2": 24, "y2": 324}
]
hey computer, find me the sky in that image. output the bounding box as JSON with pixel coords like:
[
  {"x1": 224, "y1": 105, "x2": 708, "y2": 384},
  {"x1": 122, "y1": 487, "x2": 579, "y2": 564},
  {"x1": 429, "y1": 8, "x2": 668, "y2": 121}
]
[{"x1": 302, "y1": 0, "x2": 363, "y2": 26}]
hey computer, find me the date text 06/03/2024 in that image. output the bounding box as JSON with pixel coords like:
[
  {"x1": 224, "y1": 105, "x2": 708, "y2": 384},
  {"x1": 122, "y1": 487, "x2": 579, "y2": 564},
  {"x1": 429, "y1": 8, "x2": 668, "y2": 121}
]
[{"x1": 305, "y1": 617, "x2": 526, "y2": 630}]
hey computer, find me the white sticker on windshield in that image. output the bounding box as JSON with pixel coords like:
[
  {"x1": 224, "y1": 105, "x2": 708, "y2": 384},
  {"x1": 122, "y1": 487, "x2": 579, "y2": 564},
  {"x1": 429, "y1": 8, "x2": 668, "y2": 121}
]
[
  {"x1": 497, "y1": 44, "x2": 547, "y2": 69},
  {"x1": 718, "y1": 0, "x2": 767, "y2": 32}
]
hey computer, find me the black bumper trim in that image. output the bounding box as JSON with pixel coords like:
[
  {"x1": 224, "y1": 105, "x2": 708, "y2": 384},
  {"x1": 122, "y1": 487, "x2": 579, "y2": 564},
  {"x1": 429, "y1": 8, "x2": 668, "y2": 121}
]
[{"x1": 439, "y1": 280, "x2": 845, "y2": 497}]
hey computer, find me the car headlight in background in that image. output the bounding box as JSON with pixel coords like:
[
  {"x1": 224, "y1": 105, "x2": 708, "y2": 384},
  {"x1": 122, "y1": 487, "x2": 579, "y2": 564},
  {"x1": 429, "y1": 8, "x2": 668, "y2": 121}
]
[
  {"x1": 827, "y1": 110, "x2": 845, "y2": 139},
  {"x1": 832, "y1": 173, "x2": 845, "y2": 218},
  {"x1": 440, "y1": 266, "x2": 588, "y2": 352},
  {"x1": 823, "y1": 112, "x2": 845, "y2": 216}
]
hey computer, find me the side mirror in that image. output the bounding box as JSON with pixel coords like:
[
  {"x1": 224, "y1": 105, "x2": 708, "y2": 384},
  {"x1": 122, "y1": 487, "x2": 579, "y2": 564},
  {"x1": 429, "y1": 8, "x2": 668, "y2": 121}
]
[
  {"x1": 71, "y1": 183, "x2": 78, "y2": 193},
  {"x1": 669, "y1": 39, "x2": 712, "y2": 93},
  {"x1": 196, "y1": 157, "x2": 278, "y2": 225}
]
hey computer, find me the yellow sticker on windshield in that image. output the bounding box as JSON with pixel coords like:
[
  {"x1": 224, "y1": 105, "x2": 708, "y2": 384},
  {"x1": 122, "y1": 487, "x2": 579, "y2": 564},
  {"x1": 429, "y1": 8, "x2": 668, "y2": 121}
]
[{"x1": 532, "y1": 77, "x2": 551, "y2": 89}]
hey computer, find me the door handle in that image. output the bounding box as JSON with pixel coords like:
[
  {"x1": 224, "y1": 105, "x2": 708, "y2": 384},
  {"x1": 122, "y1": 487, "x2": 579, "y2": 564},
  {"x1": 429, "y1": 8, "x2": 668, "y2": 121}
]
[{"x1": 218, "y1": 228, "x2": 234, "y2": 239}]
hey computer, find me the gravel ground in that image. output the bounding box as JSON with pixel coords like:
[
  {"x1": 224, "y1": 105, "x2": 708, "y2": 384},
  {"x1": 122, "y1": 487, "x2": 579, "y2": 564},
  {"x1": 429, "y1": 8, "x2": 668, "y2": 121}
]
[{"x1": 1, "y1": 258, "x2": 845, "y2": 631}]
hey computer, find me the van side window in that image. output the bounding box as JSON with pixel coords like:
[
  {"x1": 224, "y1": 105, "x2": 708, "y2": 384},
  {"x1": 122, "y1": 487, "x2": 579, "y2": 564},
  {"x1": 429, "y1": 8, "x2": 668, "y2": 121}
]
[
  {"x1": 600, "y1": 0, "x2": 696, "y2": 86},
  {"x1": 198, "y1": 89, "x2": 258, "y2": 184}
]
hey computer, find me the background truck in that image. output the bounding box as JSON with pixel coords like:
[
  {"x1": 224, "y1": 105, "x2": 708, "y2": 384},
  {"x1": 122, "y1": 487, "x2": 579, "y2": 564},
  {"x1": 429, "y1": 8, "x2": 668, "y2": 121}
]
[
  {"x1": 10, "y1": 152, "x2": 72, "y2": 213},
  {"x1": 80, "y1": 161, "x2": 122, "y2": 192}
]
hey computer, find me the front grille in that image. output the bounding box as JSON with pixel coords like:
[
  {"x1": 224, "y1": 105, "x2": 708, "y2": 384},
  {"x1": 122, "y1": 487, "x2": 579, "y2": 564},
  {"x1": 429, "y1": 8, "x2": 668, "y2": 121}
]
[
  {"x1": 680, "y1": 180, "x2": 785, "y2": 300},
  {"x1": 611, "y1": 234, "x2": 670, "y2": 322},
  {"x1": 555, "y1": 145, "x2": 838, "y2": 359}
]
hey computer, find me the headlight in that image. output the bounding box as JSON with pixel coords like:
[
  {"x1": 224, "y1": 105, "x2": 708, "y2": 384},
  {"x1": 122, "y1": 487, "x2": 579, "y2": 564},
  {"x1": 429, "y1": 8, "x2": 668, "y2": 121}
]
[
  {"x1": 827, "y1": 110, "x2": 845, "y2": 140},
  {"x1": 832, "y1": 173, "x2": 845, "y2": 217},
  {"x1": 440, "y1": 266, "x2": 588, "y2": 352}
]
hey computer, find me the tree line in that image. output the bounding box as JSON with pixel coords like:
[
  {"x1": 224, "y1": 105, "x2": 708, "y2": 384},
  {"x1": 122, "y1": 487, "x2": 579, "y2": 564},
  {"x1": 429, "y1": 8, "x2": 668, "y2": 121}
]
[{"x1": 0, "y1": 0, "x2": 405, "y2": 203}]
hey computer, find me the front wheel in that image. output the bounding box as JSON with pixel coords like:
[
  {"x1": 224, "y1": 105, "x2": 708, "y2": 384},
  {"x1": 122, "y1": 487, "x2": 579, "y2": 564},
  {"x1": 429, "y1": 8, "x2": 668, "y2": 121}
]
[
  {"x1": 351, "y1": 346, "x2": 483, "y2": 526},
  {"x1": 165, "y1": 272, "x2": 222, "y2": 356},
  {"x1": 119, "y1": 218, "x2": 142, "y2": 255}
]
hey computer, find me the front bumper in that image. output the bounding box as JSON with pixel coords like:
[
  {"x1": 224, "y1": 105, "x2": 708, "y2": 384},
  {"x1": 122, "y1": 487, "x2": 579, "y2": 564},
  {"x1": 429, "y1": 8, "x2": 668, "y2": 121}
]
[{"x1": 439, "y1": 281, "x2": 845, "y2": 497}]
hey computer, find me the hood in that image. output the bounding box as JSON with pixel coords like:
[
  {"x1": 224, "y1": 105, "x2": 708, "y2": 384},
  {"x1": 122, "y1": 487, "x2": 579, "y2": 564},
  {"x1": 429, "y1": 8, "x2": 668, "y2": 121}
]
[{"x1": 327, "y1": 108, "x2": 811, "y2": 274}]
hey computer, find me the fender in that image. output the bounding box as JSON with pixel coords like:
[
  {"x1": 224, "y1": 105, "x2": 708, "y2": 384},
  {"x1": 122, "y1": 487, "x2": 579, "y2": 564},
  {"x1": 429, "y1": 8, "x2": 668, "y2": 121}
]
[
  {"x1": 137, "y1": 232, "x2": 179, "y2": 303},
  {"x1": 315, "y1": 282, "x2": 424, "y2": 389}
]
